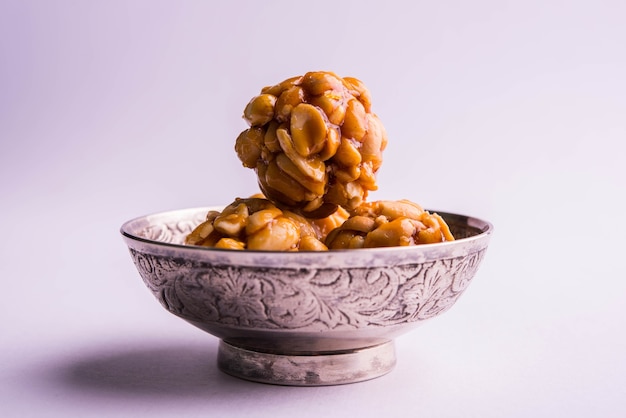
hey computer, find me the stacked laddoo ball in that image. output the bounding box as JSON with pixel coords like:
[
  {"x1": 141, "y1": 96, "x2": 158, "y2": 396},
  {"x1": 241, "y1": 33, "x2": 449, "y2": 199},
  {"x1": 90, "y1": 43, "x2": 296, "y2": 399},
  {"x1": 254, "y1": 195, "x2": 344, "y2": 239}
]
[{"x1": 185, "y1": 71, "x2": 454, "y2": 250}]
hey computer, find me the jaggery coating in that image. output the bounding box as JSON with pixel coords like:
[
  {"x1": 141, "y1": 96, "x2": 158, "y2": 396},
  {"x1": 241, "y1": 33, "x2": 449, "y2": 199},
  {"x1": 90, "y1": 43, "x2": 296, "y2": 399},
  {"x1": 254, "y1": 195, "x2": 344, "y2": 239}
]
[
  {"x1": 235, "y1": 71, "x2": 388, "y2": 218},
  {"x1": 325, "y1": 200, "x2": 455, "y2": 249},
  {"x1": 185, "y1": 197, "x2": 349, "y2": 251}
]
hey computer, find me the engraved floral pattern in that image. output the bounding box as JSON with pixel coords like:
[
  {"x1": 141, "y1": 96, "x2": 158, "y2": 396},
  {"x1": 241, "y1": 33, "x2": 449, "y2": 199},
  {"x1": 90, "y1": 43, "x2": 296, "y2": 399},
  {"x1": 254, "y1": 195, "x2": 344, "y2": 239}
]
[
  {"x1": 124, "y1": 210, "x2": 490, "y2": 333},
  {"x1": 129, "y1": 247, "x2": 486, "y2": 331}
]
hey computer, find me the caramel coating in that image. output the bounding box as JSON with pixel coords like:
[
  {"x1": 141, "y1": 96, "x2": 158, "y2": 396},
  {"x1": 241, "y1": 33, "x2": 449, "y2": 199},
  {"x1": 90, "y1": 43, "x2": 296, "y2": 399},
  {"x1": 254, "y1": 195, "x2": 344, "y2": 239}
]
[
  {"x1": 235, "y1": 71, "x2": 388, "y2": 218},
  {"x1": 325, "y1": 200, "x2": 455, "y2": 249},
  {"x1": 185, "y1": 197, "x2": 349, "y2": 251}
]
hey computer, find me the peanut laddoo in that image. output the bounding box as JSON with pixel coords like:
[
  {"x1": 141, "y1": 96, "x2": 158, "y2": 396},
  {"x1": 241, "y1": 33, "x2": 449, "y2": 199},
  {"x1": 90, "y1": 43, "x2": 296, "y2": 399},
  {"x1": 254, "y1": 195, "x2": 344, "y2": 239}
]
[
  {"x1": 325, "y1": 200, "x2": 455, "y2": 249},
  {"x1": 235, "y1": 71, "x2": 388, "y2": 218},
  {"x1": 185, "y1": 197, "x2": 348, "y2": 251},
  {"x1": 186, "y1": 71, "x2": 455, "y2": 250}
]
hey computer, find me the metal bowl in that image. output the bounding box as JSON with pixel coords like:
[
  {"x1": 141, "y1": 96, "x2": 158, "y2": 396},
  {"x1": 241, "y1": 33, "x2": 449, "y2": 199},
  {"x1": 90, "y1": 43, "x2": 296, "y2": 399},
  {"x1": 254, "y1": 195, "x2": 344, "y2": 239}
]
[{"x1": 120, "y1": 207, "x2": 492, "y2": 386}]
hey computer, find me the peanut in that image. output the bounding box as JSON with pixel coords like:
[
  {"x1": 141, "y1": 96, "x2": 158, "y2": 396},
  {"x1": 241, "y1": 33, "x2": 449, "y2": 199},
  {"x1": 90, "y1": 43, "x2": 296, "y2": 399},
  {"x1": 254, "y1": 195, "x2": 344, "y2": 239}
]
[
  {"x1": 248, "y1": 217, "x2": 300, "y2": 251},
  {"x1": 360, "y1": 114, "x2": 387, "y2": 167},
  {"x1": 343, "y1": 76, "x2": 372, "y2": 112},
  {"x1": 243, "y1": 94, "x2": 277, "y2": 127},
  {"x1": 275, "y1": 86, "x2": 304, "y2": 123},
  {"x1": 326, "y1": 229, "x2": 366, "y2": 249},
  {"x1": 290, "y1": 103, "x2": 328, "y2": 157},
  {"x1": 184, "y1": 220, "x2": 215, "y2": 245},
  {"x1": 364, "y1": 218, "x2": 417, "y2": 247},
  {"x1": 334, "y1": 138, "x2": 362, "y2": 167},
  {"x1": 299, "y1": 235, "x2": 329, "y2": 251},
  {"x1": 246, "y1": 207, "x2": 283, "y2": 235},
  {"x1": 319, "y1": 126, "x2": 341, "y2": 161},
  {"x1": 235, "y1": 128, "x2": 264, "y2": 168},
  {"x1": 215, "y1": 238, "x2": 246, "y2": 250},
  {"x1": 275, "y1": 126, "x2": 326, "y2": 183},
  {"x1": 341, "y1": 99, "x2": 367, "y2": 141},
  {"x1": 261, "y1": 76, "x2": 302, "y2": 97},
  {"x1": 308, "y1": 90, "x2": 347, "y2": 125},
  {"x1": 275, "y1": 153, "x2": 326, "y2": 195},
  {"x1": 300, "y1": 71, "x2": 344, "y2": 95},
  {"x1": 261, "y1": 159, "x2": 308, "y2": 203},
  {"x1": 213, "y1": 203, "x2": 248, "y2": 236}
]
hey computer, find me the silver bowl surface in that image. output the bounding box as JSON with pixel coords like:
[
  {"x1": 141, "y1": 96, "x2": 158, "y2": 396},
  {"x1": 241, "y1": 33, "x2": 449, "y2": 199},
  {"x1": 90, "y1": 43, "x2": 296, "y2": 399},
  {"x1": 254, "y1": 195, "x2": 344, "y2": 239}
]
[{"x1": 121, "y1": 207, "x2": 492, "y2": 386}]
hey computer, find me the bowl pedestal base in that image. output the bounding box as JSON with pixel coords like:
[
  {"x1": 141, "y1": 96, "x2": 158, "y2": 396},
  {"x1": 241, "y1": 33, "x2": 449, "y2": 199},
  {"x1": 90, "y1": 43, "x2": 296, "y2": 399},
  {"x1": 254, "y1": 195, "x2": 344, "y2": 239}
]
[{"x1": 217, "y1": 340, "x2": 396, "y2": 386}]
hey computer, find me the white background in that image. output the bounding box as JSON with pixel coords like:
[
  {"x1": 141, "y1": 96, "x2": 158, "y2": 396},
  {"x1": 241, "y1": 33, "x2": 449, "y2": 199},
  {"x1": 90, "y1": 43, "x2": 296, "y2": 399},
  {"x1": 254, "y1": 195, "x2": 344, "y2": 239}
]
[{"x1": 1, "y1": 1, "x2": 625, "y2": 417}]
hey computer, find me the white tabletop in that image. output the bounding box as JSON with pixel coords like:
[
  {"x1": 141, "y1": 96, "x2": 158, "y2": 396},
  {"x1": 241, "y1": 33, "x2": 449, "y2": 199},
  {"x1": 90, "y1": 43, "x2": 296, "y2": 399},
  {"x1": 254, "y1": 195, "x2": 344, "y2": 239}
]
[{"x1": 2, "y1": 1, "x2": 625, "y2": 417}]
